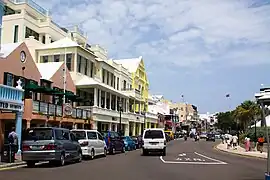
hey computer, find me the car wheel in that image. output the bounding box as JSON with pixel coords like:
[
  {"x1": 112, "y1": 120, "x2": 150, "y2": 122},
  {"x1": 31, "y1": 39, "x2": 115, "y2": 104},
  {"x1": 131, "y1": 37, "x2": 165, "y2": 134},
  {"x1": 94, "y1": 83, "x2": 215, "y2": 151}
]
[
  {"x1": 128, "y1": 146, "x2": 131, "y2": 151},
  {"x1": 162, "y1": 148, "x2": 166, "y2": 156},
  {"x1": 103, "y1": 148, "x2": 107, "y2": 157},
  {"x1": 90, "y1": 150, "x2": 95, "y2": 160},
  {"x1": 26, "y1": 161, "x2": 35, "y2": 168},
  {"x1": 59, "y1": 154, "x2": 65, "y2": 166}
]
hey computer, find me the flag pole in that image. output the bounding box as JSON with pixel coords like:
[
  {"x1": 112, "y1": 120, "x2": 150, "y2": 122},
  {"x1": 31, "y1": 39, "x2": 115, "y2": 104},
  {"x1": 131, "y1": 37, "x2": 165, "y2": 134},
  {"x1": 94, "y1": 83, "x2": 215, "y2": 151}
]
[{"x1": 63, "y1": 47, "x2": 67, "y2": 104}]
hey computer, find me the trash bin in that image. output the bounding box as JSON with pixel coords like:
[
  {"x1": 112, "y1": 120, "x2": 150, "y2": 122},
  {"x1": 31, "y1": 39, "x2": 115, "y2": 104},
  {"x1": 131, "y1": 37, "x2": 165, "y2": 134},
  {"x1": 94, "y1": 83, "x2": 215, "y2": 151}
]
[{"x1": 0, "y1": 144, "x2": 15, "y2": 163}]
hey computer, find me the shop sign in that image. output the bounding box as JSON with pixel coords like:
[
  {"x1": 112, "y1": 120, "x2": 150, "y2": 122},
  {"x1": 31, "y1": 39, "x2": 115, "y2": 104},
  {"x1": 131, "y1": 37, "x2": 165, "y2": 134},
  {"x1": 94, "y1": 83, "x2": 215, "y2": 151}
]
[
  {"x1": 63, "y1": 103, "x2": 72, "y2": 116},
  {"x1": 0, "y1": 101, "x2": 23, "y2": 111}
]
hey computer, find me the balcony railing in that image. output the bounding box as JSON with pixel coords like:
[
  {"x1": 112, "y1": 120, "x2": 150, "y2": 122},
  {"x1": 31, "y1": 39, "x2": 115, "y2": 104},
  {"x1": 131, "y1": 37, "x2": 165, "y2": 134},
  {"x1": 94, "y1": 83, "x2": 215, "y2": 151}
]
[
  {"x1": 121, "y1": 88, "x2": 142, "y2": 100},
  {"x1": 0, "y1": 84, "x2": 24, "y2": 102},
  {"x1": 9, "y1": 0, "x2": 50, "y2": 16},
  {"x1": 32, "y1": 101, "x2": 91, "y2": 120}
]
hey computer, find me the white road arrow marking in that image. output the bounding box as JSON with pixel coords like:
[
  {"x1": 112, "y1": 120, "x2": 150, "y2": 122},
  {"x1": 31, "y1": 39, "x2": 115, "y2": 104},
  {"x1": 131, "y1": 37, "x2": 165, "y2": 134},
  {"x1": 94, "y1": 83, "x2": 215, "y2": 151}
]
[
  {"x1": 176, "y1": 158, "x2": 182, "y2": 161},
  {"x1": 178, "y1": 153, "x2": 186, "y2": 157}
]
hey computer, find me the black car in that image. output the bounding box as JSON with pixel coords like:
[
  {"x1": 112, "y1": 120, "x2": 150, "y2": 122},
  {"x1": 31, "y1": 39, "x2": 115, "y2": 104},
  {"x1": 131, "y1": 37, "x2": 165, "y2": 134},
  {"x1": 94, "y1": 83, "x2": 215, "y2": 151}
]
[
  {"x1": 206, "y1": 133, "x2": 215, "y2": 142},
  {"x1": 131, "y1": 135, "x2": 143, "y2": 149}
]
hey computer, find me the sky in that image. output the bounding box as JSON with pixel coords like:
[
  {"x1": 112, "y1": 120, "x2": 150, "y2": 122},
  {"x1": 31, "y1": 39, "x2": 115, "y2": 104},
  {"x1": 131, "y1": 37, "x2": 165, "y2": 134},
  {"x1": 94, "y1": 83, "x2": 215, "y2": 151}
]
[{"x1": 36, "y1": 0, "x2": 270, "y2": 113}]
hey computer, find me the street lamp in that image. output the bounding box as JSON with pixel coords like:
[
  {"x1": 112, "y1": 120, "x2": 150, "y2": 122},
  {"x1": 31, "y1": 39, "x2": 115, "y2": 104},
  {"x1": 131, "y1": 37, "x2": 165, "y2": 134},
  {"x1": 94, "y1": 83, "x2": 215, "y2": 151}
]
[
  {"x1": 141, "y1": 106, "x2": 146, "y2": 135},
  {"x1": 119, "y1": 100, "x2": 123, "y2": 136}
]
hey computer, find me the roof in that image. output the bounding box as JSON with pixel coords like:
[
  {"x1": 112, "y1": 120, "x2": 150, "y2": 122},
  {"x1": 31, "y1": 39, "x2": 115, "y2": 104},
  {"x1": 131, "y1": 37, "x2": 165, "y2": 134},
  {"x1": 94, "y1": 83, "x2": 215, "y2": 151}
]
[
  {"x1": 36, "y1": 37, "x2": 79, "y2": 50},
  {"x1": 114, "y1": 56, "x2": 142, "y2": 73},
  {"x1": 0, "y1": 42, "x2": 22, "y2": 58},
  {"x1": 36, "y1": 62, "x2": 63, "y2": 80}
]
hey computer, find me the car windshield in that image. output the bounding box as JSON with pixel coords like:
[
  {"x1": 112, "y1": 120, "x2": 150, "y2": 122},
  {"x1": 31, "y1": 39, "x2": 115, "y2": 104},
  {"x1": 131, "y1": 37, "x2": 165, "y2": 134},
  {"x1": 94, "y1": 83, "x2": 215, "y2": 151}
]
[
  {"x1": 72, "y1": 131, "x2": 86, "y2": 140},
  {"x1": 144, "y1": 130, "x2": 164, "y2": 139},
  {"x1": 25, "y1": 128, "x2": 53, "y2": 141}
]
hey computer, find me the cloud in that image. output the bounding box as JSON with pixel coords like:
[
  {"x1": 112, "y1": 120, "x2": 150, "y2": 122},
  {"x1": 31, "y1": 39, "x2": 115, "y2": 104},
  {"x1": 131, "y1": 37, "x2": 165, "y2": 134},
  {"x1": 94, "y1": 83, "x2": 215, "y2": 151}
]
[{"x1": 36, "y1": 0, "x2": 270, "y2": 68}]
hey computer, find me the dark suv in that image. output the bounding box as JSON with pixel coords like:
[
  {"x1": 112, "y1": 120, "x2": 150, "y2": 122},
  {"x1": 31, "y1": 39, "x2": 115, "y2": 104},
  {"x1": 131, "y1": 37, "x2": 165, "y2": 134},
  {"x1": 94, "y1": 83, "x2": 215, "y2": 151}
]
[
  {"x1": 103, "y1": 131, "x2": 125, "y2": 154},
  {"x1": 206, "y1": 133, "x2": 215, "y2": 142}
]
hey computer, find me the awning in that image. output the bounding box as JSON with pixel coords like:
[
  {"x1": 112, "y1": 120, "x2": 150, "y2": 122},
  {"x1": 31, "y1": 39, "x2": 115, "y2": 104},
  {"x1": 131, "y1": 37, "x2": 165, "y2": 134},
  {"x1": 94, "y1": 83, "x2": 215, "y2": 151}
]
[{"x1": 25, "y1": 82, "x2": 55, "y2": 94}]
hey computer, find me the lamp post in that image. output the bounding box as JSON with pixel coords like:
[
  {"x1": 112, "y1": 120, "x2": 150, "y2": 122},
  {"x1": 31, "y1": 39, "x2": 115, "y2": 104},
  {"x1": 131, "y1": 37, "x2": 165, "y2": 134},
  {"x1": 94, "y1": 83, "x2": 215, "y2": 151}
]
[
  {"x1": 119, "y1": 100, "x2": 123, "y2": 136},
  {"x1": 141, "y1": 106, "x2": 146, "y2": 135}
]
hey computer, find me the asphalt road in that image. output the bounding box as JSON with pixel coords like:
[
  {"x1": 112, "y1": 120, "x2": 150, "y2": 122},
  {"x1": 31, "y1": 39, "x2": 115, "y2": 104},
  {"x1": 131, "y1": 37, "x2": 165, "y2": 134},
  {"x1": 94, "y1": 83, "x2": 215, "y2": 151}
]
[{"x1": 0, "y1": 139, "x2": 266, "y2": 180}]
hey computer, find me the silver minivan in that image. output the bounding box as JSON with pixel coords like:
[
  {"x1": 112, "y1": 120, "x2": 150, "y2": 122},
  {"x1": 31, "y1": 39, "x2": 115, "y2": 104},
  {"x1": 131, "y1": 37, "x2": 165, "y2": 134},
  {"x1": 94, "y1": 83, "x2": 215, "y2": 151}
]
[{"x1": 22, "y1": 127, "x2": 82, "y2": 167}]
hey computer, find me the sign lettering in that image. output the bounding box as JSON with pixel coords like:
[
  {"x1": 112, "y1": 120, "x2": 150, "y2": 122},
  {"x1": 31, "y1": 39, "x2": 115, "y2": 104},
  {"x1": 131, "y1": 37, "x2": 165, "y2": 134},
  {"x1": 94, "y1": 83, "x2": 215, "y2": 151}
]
[{"x1": 0, "y1": 101, "x2": 23, "y2": 111}]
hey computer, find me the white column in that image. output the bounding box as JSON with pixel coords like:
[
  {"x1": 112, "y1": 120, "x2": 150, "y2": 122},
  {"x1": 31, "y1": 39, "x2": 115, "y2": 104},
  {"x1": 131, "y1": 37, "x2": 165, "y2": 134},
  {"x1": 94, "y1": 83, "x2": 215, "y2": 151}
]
[
  {"x1": 92, "y1": 121, "x2": 97, "y2": 130},
  {"x1": 45, "y1": 34, "x2": 51, "y2": 44},
  {"x1": 126, "y1": 99, "x2": 129, "y2": 112},
  {"x1": 94, "y1": 88, "x2": 98, "y2": 106},
  {"x1": 109, "y1": 122, "x2": 112, "y2": 131},
  {"x1": 138, "y1": 123, "x2": 142, "y2": 135},
  {"x1": 133, "y1": 100, "x2": 136, "y2": 113},
  {"x1": 132, "y1": 123, "x2": 136, "y2": 136},
  {"x1": 104, "y1": 91, "x2": 107, "y2": 109},
  {"x1": 109, "y1": 93, "x2": 112, "y2": 109},
  {"x1": 124, "y1": 124, "x2": 129, "y2": 136},
  {"x1": 114, "y1": 123, "x2": 118, "y2": 132},
  {"x1": 99, "y1": 89, "x2": 102, "y2": 107}
]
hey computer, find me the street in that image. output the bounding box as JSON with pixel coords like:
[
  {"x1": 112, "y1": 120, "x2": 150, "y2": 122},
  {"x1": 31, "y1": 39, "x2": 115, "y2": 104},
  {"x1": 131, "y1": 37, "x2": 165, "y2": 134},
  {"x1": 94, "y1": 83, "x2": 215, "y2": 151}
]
[{"x1": 0, "y1": 139, "x2": 265, "y2": 180}]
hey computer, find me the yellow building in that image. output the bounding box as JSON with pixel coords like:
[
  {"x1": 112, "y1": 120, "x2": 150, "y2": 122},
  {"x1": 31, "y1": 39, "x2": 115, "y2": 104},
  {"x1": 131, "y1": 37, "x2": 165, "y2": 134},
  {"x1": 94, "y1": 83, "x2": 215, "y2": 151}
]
[{"x1": 115, "y1": 56, "x2": 157, "y2": 130}]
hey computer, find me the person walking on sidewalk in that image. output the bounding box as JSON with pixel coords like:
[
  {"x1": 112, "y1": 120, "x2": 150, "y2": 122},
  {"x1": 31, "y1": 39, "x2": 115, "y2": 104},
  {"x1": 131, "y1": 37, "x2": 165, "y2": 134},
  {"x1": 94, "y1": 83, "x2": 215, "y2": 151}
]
[
  {"x1": 8, "y1": 127, "x2": 18, "y2": 154},
  {"x1": 232, "y1": 134, "x2": 238, "y2": 150},
  {"x1": 244, "y1": 135, "x2": 251, "y2": 152},
  {"x1": 257, "y1": 135, "x2": 265, "y2": 153}
]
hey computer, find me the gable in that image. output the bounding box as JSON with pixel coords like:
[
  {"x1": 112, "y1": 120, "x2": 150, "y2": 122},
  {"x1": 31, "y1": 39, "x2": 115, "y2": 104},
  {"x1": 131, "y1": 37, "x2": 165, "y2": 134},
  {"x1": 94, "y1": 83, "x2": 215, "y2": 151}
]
[
  {"x1": 0, "y1": 42, "x2": 42, "y2": 84},
  {"x1": 50, "y1": 63, "x2": 76, "y2": 93}
]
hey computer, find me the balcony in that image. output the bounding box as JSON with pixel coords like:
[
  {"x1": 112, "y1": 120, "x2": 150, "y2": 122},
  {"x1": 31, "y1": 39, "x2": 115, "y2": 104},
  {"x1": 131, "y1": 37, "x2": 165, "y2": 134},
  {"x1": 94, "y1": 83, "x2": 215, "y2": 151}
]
[
  {"x1": 121, "y1": 88, "x2": 142, "y2": 101},
  {"x1": 32, "y1": 101, "x2": 91, "y2": 120},
  {"x1": 0, "y1": 84, "x2": 24, "y2": 103},
  {"x1": 9, "y1": 0, "x2": 50, "y2": 16}
]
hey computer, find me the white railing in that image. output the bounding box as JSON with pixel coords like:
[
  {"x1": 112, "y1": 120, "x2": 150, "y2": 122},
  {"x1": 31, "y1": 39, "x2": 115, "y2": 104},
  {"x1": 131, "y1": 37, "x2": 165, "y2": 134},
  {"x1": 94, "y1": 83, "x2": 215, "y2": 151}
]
[{"x1": 0, "y1": 84, "x2": 24, "y2": 102}]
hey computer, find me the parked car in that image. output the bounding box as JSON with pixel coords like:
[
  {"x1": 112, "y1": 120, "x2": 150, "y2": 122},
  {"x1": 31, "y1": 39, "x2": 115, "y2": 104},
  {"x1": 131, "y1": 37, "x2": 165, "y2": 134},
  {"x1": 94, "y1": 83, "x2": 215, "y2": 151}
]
[
  {"x1": 22, "y1": 127, "x2": 82, "y2": 167},
  {"x1": 123, "y1": 136, "x2": 136, "y2": 151},
  {"x1": 199, "y1": 132, "x2": 207, "y2": 139},
  {"x1": 206, "y1": 133, "x2": 216, "y2": 142},
  {"x1": 131, "y1": 135, "x2": 143, "y2": 149},
  {"x1": 142, "y1": 128, "x2": 166, "y2": 156},
  {"x1": 102, "y1": 131, "x2": 125, "y2": 154},
  {"x1": 71, "y1": 129, "x2": 107, "y2": 159}
]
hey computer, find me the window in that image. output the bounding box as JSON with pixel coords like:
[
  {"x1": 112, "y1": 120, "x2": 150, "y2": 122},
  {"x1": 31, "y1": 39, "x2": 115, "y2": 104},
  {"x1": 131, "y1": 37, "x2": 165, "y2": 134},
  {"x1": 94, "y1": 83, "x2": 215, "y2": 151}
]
[
  {"x1": 72, "y1": 130, "x2": 86, "y2": 140},
  {"x1": 3, "y1": 72, "x2": 14, "y2": 86},
  {"x1": 85, "y1": 59, "x2": 88, "y2": 76},
  {"x1": 25, "y1": 27, "x2": 39, "y2": 40},
  {"x1": 123, "y1": 80, "x2": 126, "y2": 90},
  {"x1": 87, "y1": 132, "x2": 97, "y2": 139},
  {"x1": 90, "y1": 62, "x2": 94, "y2": 77},
  {"x1": 42, "y1": 35, "x2": 45, "y2": 44},
  {"x1": 144, "y1": 130, "x2": 164, "y2": 139},
  {"x1": 25, "y1": 128, "x2": 54, "y2": 141},
  {"x1": 40, "y1": 79, "x2": 51, "y2": 88},
  {"x1": 106, "y1": 71, "x2": 110, "y2": 85},
  {"x1": 97, "y1": 133, "x2": 103, "y2": 140},
  {"x1": 13, "y1": 25, "x2": 18, "y2": 43},
  {"x1": 55, "y1": 130, "x2": 64, "y2": 140},
  {"x1": 63, "y1": 131, "x2": 70, "y2": 140},
  {"x1": 117, "y1": 77, "x2": 119, "y2": 90},
  {"x1": 66, "y1": 54, "x2": 72, "y2": 71},
  {"x1": 111, "y1": 74, "x2": 114, "y2": 86},
  {"x1": 54, "y1": 55, "x2": 60, "y2": 62},
  {"x1": 102, "y1": 69, "x2": 105, "y2": 83},
  {"x1": 77, "y1": 55, "x2": 81, "y2": 73},
  {"x1": 42, "y1": 56, "x2": 48, "y2": 63}
]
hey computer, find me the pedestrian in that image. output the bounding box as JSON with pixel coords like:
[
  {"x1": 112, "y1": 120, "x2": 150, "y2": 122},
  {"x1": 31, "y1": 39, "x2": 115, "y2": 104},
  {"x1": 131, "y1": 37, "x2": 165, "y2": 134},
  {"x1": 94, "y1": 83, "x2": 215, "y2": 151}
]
[
  {"x1": 244, "y1": 135, "x2": 251, "y2": 152},
  {"x1": 8, "y1": 127, "x2": 18, "y2": 154},
  {"x1": 226, "y1": 136, "x2": 231, "y2": 149},
  {"x1": 257, "y1": 135, "x2": 265, "y2": 153},
  {"x1": 232, "y1": 134, "x2": 238, "y2": 150}
]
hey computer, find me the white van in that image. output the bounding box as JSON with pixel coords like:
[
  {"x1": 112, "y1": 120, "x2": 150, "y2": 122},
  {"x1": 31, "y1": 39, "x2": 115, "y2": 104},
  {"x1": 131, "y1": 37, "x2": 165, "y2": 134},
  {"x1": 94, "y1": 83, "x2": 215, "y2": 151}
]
[
  {"x1": 142, "y1": 128, "x2": 166, "y2": 156},
  {"x1": 71, "y1": 129, "x2": 107, "y2": 159}
]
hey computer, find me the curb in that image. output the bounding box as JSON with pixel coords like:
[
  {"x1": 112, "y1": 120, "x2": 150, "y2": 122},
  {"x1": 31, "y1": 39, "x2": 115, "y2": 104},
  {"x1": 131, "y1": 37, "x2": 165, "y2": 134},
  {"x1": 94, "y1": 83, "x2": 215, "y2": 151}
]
[
  {"x1": 214, "y1": 144, "x2": 267, "y2": 160},
  {"x1": 0, "y1": 161, "x2": 26, "y2": 169}
]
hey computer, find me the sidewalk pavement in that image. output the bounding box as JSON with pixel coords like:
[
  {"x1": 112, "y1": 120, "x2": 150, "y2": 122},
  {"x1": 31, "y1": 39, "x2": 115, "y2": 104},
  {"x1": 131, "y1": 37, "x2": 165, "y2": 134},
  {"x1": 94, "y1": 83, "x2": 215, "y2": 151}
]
[
  {"x1": 0, "y1": 154, "x2": 26, "y2": 169},
  {"x1": 216, "y1": 143, "x2": 267, "y2": 159}
]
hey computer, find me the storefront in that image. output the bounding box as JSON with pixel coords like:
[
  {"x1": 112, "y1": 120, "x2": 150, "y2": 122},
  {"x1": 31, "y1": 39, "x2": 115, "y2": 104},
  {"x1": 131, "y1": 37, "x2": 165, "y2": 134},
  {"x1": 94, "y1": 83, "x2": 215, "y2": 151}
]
[{"x1": 0, "y1": 81, "x2": 24, "y2": 154}]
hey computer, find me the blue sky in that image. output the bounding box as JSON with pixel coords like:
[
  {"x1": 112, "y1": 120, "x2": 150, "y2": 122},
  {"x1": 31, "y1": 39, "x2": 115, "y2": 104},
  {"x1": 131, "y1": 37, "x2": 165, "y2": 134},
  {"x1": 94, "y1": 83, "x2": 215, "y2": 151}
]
[{"x1": 37, "y1": 0, "x2": 270, "y2": 113}]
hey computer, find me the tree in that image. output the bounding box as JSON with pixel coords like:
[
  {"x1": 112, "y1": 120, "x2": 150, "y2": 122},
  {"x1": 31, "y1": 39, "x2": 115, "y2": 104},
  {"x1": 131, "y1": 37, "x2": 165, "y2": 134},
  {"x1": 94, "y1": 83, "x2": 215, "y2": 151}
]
[
  {"x1": 215, "y1": 111, "x2": 237, "y2": 132},
  {"x1": 233, "y1": 100, "x2": 261, "y2": 131}
]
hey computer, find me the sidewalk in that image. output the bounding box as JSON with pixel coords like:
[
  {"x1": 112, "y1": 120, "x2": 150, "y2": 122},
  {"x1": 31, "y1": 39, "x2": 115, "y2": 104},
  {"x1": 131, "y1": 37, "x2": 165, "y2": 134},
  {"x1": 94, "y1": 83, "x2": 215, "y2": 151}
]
[
  {"x1": 216, "y1": 143, "x2": 267, "y2": 159},
  {"x1": 0, "y1": 154, "x2": 25, "y2": 169}
]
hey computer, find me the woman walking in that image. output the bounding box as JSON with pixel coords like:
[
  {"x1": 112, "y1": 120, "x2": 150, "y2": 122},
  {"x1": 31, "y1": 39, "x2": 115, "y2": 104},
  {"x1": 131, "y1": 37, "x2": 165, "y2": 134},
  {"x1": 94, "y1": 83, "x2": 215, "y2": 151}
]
[{"x1": 244, "y1": 135, "x2": 251, "y2": 152}]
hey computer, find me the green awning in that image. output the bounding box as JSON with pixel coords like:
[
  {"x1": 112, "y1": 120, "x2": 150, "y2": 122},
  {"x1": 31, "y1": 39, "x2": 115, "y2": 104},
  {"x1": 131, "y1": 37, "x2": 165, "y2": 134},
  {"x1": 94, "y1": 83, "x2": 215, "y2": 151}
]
[{"x1": 25, "y1": 82, "x2": 60, "y2": 94}]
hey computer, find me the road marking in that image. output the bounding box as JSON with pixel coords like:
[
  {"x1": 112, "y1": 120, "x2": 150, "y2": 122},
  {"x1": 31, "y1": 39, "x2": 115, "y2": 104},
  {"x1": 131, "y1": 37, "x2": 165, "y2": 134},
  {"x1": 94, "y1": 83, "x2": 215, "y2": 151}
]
[
  {"x1": 194, "y1": 152, "x2": 227, "y2": 164},
  {"x1": 178, "y1": 153, "x2": 186, "y2": 157},
  {"x1": 159, "y1": 152, "x2": 227, "y2": 165}
]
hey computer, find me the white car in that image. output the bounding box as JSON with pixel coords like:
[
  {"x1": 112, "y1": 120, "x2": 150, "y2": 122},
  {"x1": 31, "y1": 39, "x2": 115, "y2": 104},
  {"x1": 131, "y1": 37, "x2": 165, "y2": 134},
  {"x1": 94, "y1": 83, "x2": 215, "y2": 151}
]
[
  {"x1": 142, "y1": 128, "x2": 166, "y2": 156},
  {"x1": 71, "y1": 129, "x2": 107, "y2": 159}
]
